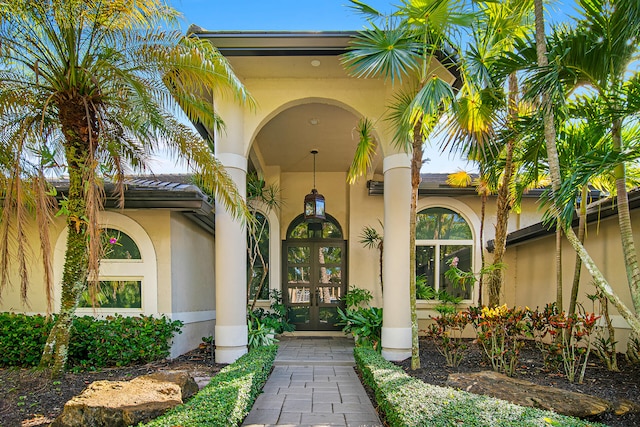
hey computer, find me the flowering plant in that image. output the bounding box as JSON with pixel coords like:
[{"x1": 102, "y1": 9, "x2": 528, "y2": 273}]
[{"x1": 468, "y1": 304, "x2": 531, "y2": 377}]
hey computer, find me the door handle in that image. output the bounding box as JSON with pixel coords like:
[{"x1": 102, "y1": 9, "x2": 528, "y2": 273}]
[{"x1": 315, "y1": 289, "x2": 320, "y2": 306}]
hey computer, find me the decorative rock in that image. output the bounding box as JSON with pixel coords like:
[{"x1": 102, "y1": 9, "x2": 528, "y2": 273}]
[
  {"x1": 51, "y1": 375, "x2": 187, "y2": 427},
  {"x1": 614, "y1": 399, "x2": 640, "y2": 416},
  {"x1": 447, "y1": 371, "x2": 612, "y2": 418},
  {"x1": 140, "y1": 370, "x2": 200, "y2": 400}
]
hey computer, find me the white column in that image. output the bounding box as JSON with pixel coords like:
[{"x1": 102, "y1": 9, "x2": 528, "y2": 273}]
[
  {"x1": 381, "y1": 153, "x2": 412, "y2": 361},
  {"x1": 214, "y1": 152, "x2": 247, "y2": 363}
]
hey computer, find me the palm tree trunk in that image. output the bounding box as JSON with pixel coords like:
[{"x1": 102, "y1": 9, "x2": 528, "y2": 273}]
[
  {"x1": 556, "y1": 222, "x2": 563, "y2": 309},
  {"x1": 478, "y1": 192, "x2": 487, "y2": 306},
  {"x1": 410, "y1": 121, "x2": 423, "y2": 370},
  {"x1": 612, "y1": 118, "x2": 640, "y2": 312},
  {"x1": 534, "y1": 0, "x2": 640, "y2": 334},
  {"x1": 487, "y1": 73, "x2": 518, "y2": 307},
  {"x1": 40, "y1": 102, "x2": 92, "y2": 377},
  {"x1": 569, "y1": 184, "x2": 588, "y2": 315},
  {"x1": 39, "y1": 157, "x2": 88, "y2": 376}
]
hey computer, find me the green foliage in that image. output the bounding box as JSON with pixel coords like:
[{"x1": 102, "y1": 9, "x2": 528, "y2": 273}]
[
  {"x1": 247, "y1": 312, "x2": 278, "y2": 350},
  {"x1": 354, "y1": 347, "x2": 605, "y2": 427},
  {"x1": 0, "y1": 313, "x2": 182, "y2": 369},
  {"x1": 141, "y1": 345, "x2": 277, "y2": 427},
  {"x1": 337, "y1": 286, "x2": 382, "y2": 351},
  {"x1": 250, "y1": 290, "x2": 295, "y2": 335},
  {"x1": 467, "y1": 305, "x2": 530, "y2": 377},
  {"x1": 425, "y1": 310, "x2": 470, "y2": 368},
  {"x1": 0, "y1": 313, "x2": 53, "y2": 367},
  {"x1": 343, "y1": 285, "x2": 373, "y2": 309},
  {"x1": 68, "y1": 315, "x2": 183, "y2": 369}
]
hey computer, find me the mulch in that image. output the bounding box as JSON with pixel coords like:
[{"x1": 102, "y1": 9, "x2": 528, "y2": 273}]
[
  {"x1": 396, "y1": 338, "x2": 640, "y2": 427},
  {"x1": 2, "y1": 339, "x2": 639, "y2": 427},
  {"x1": 0, "y1": 344, "x2": 223, "y2": 427}
]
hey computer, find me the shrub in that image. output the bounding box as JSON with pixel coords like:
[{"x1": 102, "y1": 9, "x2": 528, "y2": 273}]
[
  {"x1": 68, "y1": 314, "x2": 183, "y2": 368},
  {"x1": 468, "y1": 304, "x2": 530, "y2": 377},
  {"x1": 141, "y1": 345, "x2": 277, "y2": 427},
  {"x1": 0, "y1": 313, "x2": 182, "y2": 369},
  {"x1": 337, "y1": 286, "x2": 382, "y2": 351},
  {"x1": 0, "y1": 313, "x2": 53, "y2": 367},
  {"x1": 354, "y1": 347, "x2": 605, "y2": 427}
]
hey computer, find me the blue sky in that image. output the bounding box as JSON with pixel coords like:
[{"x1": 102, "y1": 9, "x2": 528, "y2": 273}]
[
  {"x1": 168, "y1": 0, "x2": 579, "y2": 32},
  {"x1": 158, "y1": 1, "x2": 580, "y2": 174}
]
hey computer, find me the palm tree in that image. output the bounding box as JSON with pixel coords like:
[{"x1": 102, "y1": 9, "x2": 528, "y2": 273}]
[
  {"x1": 536, "y1": 0, "x2": 640, "y2": 311},
  {"x1": 0, "y1": 0, "x2": 253, "y2": 376},
  {"x1": 532, "y1": 0, "x2": 640, "y2": 333},
  {"x1": 446, "y1": 0, "x2": 534, "y2": 306},
  {"x1": 342, "y1": 0, "x2": 469, "y2": 369}
]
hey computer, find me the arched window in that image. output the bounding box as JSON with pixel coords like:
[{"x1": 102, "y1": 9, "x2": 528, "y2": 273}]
[
  {"x1": 54, "y1": 211, "x2": 157, "y2": 315},
  {"x1": 248, "y1": 212, "x2": 270, "y2": 300},
  {"x1": 78, "y1": 228, "x2": 142, "y2": 309},
  {"x1": 416, "y1": 207, "x2": 474, "y2": 300},
  {"x1": 287, "y1": 214, "x2": 343, "y2": 240}
]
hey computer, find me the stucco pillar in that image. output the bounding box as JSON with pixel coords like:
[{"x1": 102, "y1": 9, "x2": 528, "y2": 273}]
[
  {"x1": 381, "y1": 153, "x2": 412, "y2": 361},
  {"x1": 214, "y1": 152, "x2": 247, "y2": 363},
  {"x1": 214, "y1": 100, "x2": 248, "y2": 363}
]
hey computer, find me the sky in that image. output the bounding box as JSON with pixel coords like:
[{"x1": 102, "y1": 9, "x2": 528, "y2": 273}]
[{"x1": 156, "y1": 0, "x2": 580, "y2": 174}]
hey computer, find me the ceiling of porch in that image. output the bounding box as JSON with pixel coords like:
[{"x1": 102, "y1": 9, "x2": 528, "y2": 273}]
[{"x1": 252, "y1": 102, "x2": 382, "y2": 174}]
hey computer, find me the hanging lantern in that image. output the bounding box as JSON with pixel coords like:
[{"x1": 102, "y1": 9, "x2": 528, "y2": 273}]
[{"x1": 304, "y1": 150, "x2": 326, "y2": 223}]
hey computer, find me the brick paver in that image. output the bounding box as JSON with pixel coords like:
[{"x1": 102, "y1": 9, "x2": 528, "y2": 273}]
[{"x1": 242, "y1": 336, "x2": 382, "y2": 427}]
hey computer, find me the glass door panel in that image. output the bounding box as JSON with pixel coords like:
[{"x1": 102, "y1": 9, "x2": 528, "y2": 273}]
[{"x1": 283, "y1": 241, "x2": 346, "y2": 330}]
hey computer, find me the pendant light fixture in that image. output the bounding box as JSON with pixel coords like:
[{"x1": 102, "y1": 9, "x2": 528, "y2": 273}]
[{"x1": 304, "y1": 150, "x2": 325, "y2": 223}]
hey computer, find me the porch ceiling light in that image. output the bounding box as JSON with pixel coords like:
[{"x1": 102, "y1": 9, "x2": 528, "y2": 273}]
[{"x1": 304, "y1": 150, "x2": 325, "y2": 223}]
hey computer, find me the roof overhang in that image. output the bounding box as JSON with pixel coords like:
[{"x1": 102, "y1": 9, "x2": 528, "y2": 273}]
[
  {"x1": 488, "y1": 188, "x2": 640, "y2": 252},
  {"x1": 49, "y1": 177, "x2": 216, "y2": 235},
  {"x1": 188, "y1": 29, "x2": 354, "y2": 56}
]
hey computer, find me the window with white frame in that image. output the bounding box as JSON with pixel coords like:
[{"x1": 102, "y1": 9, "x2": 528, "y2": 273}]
[
  {"x1": 415, "y1": 207, "x2": 474, "y2": 300},
  {"x1": 54, "y1": 211, "x2": 158, "y2": 315},
  {"x1": 78, "y1": 228, "x2": 143, "y2": 309}
]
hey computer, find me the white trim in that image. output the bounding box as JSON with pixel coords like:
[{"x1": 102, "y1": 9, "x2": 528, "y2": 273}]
[
  {"x1": 383, "y1": 153, "x2": 411, "y2": 172},
  {"x1": 415, "y1": 198, "x2": 482, "y2": 304},
  {"x1": 53, "y1": 211, "x2": 158, "y2": 315},
  {"x1": 169, "y1": 310, "x2": 216, "y2": 324}
]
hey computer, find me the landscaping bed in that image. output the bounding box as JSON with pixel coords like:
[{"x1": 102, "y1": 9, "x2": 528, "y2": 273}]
[
  {"x1": 0, "y1": 344, "x2": 222, "y2": 427},
  {"x1": 396, "y1": 338, "x2": 640, "y2": 427}
]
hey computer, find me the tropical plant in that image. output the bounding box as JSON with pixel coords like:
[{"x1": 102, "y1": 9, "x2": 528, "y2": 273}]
[
  {"x1": 250, "y1": 289, "x2": 295, "y2": 334},
  {"x1": 446, "y1": 0, "x2": 534, "y2": 307},
  {"x1": 246, "y1": 172, "x2": 281, "y2": 309},
  {"x1": 0, "y1": 0, "x2": 253, "y2": 376},
  {"x1": 342, "y1": 0, "x2": 471, "y2": 369},
  {"x1": 359, "y1": 222, "x2": 384, "y2": 294},
  {"x1": 247, "y1": 312, "x2": 278, "y2": 350},
  {"x1": 534, "y1": 0, "x2": 640, "y2": 333},
  {"x1": 337, "y1": 285, "x2": 382, "y2": 351}
]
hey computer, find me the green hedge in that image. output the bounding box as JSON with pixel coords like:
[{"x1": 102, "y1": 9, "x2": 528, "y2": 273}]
[
  {"x1": 354, "y1": 347, "x2": 606, "y2": 427},
  {"x1": 0, "y1": 313, "x2": 182, "y2": 368},
  {"x1": 141, "y1": 345, "x2": 278, "y2": 427}
]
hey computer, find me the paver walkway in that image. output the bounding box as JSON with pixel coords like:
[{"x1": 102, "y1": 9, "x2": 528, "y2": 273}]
[{"x1": 242, "y1": 336, "x2": 382, "y2": 427}]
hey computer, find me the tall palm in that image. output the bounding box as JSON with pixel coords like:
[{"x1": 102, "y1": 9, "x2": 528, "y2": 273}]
[
  {"x1": 0, "y1": 0, "x2": 253, "y2": 376},
  {"x1": 342, "y1": 0, "x2": 470, "y2": 369},
  {"x1": 532, "y1": 0, "x2": 640, "y2": 333},
  {"x1": 446, "y1": 0, "x2": 534, "y2": 306}
]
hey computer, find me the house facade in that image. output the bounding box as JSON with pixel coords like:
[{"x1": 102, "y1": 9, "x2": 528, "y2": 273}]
[{"x1": 1, "y1": 32, "x2": 637, "y2": 361}]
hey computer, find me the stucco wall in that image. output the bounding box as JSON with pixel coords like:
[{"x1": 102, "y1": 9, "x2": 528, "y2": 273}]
[
  {"x1": 505, "y1": 208, "x2": 640, "y2": 350},
  {"x1": 168, "y1": 212, "x2": 216, "y2": 356}
]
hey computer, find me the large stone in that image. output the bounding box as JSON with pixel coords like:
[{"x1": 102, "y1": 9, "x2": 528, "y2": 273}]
[
  {"x1": 140, "y1": 370, "x2": 200, "y2": 400},
  {"x1": 50, "y1": 372, "x2": 197, "y2": 427},
  {"x1": 446, "y1": 371, "x2": 612, "y2": 418}
]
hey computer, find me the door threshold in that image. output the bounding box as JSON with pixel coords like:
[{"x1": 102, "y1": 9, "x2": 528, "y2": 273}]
[{"x1": 280, "y1": 331, "x2": 348, "y2": 338}]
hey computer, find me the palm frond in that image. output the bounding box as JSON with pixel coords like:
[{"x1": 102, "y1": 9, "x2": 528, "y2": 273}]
[{"x1": 348, "y1": 117, "x2": 378, "y2": 184}]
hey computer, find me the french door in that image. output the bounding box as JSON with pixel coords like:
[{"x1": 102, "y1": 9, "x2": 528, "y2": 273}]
[{"x1": 283, "y1": 240, "x2": 346, "y2": 331}]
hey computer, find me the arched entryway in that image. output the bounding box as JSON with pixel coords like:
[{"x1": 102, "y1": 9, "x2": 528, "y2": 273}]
[{"x1": 283, "y1": 214, "x2": 346, "y2": 331}]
